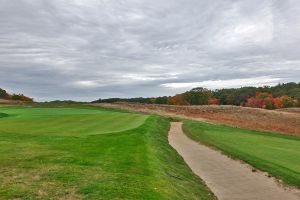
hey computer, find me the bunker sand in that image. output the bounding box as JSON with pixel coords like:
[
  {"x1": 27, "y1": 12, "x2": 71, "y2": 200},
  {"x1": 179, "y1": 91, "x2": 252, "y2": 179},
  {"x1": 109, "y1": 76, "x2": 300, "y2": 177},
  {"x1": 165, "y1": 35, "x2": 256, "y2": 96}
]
[{"x1": 168, "y1": 122, "x2": 300, "y2": 200}]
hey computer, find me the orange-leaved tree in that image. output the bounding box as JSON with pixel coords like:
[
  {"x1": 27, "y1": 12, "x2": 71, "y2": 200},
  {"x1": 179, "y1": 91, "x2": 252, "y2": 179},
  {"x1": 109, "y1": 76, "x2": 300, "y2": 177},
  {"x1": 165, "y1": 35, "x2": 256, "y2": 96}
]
[
  {"x1": 208, "y1": 98, "x2": 220, "y2": 105},
  {"x1": 169, "y1": 94, "x2": 189, "y2": 105}
]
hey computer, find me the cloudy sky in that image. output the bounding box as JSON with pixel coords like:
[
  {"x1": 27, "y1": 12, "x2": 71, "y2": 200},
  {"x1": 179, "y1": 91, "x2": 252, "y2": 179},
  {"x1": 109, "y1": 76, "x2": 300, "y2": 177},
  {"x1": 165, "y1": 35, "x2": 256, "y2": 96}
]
[{"x1": 1, "y1": 0, "x2": 300, "y2": 101}]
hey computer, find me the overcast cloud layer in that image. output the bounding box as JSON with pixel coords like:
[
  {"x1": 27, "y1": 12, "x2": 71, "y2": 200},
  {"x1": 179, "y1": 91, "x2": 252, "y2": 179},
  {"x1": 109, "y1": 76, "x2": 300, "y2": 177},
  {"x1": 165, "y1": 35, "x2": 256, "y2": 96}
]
[{"x1": 1, "y1": 0, "x2": 300, "y2": 101}]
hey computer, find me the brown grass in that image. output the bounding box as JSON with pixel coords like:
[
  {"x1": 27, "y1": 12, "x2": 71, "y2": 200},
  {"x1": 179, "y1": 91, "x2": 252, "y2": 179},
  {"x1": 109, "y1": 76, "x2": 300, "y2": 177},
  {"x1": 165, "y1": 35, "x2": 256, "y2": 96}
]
[
  {"x1": 277, "y1": 108, "x2": 300, "y2": 114},
  {"x1": 93, "y1": 103, "x2": 300, "y2": 136},
  {"x1": 0, "y1": 166, "x2": 83, "y2": 200},
  {"x1": 0, "y1": 99, "x2": 24, "y2": 105}
]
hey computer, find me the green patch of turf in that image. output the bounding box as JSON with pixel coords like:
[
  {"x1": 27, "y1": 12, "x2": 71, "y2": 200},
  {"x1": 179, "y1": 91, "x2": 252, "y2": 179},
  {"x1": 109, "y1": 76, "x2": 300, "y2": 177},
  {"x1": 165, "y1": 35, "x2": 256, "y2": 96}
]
[
  {"x1": 183, "y1": 120, "x2": 300, "y2": 188},
  {"x1": 0, "y1": 112, "x2": 9, "y2": 118},
  {"x1": 0, "y1": 107, "x2": 148, "y2": 136},
  {"x1": 0, "y1": 106, "x2": 215, "y2": 199}
]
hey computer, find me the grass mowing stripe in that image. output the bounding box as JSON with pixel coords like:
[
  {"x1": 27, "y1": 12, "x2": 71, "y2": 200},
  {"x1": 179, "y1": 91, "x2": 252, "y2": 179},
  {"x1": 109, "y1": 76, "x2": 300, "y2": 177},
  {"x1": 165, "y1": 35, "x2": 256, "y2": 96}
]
[
  {"x1": 183, "y1": 120, "x2": 300, "y2": 188},
  {"x1": 0, "y1": 108, "x2": 148, "y2": 136}
]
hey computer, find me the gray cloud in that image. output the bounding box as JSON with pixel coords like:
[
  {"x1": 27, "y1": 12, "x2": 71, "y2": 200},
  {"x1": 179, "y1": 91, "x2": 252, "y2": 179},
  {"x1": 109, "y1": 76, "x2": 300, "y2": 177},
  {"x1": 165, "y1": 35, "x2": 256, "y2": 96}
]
[{"x1": 0, "y1": 0, "x2": 299, "y2": 101}]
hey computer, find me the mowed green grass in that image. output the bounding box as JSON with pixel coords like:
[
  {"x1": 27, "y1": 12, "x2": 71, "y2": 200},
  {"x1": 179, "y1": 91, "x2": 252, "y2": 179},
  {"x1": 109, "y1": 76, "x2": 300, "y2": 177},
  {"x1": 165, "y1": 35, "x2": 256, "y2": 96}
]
[
  {"x1": 183, "y1": 120, "x2": 300, "y2": 188},
  {"x1": 0, "y1": 106, "x2": 215, "y2": 200},
  {"x1": 0, "y1": 107, "x2": 148, "y2": 136}
]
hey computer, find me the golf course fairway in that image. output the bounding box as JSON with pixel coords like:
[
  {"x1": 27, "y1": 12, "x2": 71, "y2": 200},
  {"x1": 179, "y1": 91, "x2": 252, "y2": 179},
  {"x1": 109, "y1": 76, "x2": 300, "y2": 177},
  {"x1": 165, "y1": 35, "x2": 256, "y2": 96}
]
[
  {"x1": 0, "y1": 106, "x2": 214, "y2": 199},
  {"x1": 183, "y1": 120, "x2": 300, "y2": 188}
]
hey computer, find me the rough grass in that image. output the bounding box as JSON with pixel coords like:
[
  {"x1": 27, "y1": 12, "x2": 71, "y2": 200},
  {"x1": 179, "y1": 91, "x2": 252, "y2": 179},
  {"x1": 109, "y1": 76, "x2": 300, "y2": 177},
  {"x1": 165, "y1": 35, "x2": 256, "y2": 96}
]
[
  {"x1": 277, "y1": 107, "x2": 300, "y2": 114},
  {"x1": 0, "y1": 106, "x2": 215, "y2": 199},
  {"x1": 183, "y1": 120, "x2": 300, "y2": 188}
]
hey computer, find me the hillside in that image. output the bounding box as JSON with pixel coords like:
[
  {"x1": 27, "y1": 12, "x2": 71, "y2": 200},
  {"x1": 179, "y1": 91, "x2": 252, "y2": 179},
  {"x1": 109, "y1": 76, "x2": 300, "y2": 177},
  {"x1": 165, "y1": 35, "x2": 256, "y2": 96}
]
[
  {"x1": 0, "y1": 88, "x2": 33, "y2": 102},
  {"x1": 95, "y1": 103, "x2": 300, "y2": 136}
]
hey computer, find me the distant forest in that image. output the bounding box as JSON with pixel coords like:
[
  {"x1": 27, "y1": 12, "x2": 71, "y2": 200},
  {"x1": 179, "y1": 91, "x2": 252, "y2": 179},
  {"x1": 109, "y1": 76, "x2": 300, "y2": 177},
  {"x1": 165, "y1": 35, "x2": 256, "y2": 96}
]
[
  {"x1": 93, "y1": 82, "x2": 300, "y2": 109},
  {"x1": 0, "y1": 88, "x2": 33, "y2": 102}
]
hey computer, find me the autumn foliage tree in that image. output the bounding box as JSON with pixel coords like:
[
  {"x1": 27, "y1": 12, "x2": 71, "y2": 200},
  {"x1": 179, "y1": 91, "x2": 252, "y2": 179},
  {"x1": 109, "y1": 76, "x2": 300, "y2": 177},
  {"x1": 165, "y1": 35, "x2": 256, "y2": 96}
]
[
  {"x1": 93, "y1": 82, "x2": 300, "y2": 109},
  {"x1": 246, "y1": 92, "x2": 298, "y2": 109},
  {"x1": 280, "y1": 96, "x2": 299, "y2": 108},
  {"x1": 182, "y1": 87, "x2": 213, "y2": 105},
  {"x1": 246, "y1": 97, "x2": 264, "y2": 108},
  {"x1": 272, "y1": 97, "x2": 283, "y2": 109},
  {"x1": 11, "y1": 94, "x2": 33, "y2": 102},
  {"x1": 246, "y1": 92, "x2": 269, "y2": 109},
  {"x1": 169, "y1": 94, "x2": 189, "y2": 105},
  {"x1": 208, "y1": 98, "x2": 220, "y2": 105}
]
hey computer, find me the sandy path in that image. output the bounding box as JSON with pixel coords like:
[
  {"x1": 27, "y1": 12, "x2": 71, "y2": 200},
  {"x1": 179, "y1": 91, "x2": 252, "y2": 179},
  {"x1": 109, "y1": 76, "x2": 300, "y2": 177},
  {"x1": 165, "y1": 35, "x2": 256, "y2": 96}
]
[{"x1": 168, "y1": 122, "x2": 300, "y2": 200}]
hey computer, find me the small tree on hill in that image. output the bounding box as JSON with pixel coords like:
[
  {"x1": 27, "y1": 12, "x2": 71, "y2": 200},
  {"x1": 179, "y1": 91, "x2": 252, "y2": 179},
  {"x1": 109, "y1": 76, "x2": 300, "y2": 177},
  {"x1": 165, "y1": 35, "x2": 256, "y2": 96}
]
[{"x1": 0, "y1": 88, "x2": 8, "y2": 99}]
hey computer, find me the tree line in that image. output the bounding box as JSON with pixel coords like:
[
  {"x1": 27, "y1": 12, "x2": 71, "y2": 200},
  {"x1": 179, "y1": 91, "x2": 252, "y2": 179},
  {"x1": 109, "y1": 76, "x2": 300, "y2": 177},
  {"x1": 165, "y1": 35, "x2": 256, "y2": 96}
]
[
  {"x1": 93, "y1": 82, "x2": 300, "y2": 109},
  {"x1": 0, "y1": 88, "x2": 33, "y2": 102}
]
